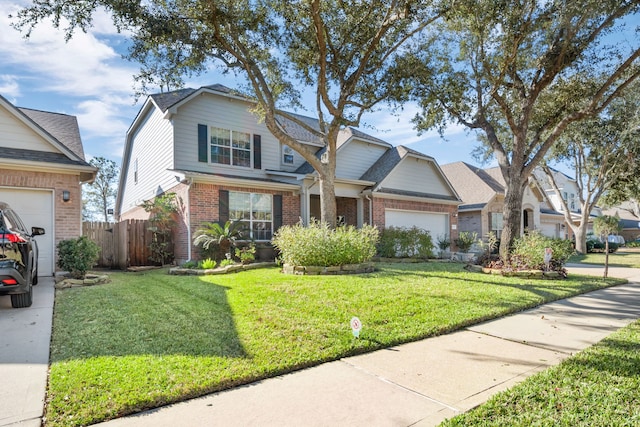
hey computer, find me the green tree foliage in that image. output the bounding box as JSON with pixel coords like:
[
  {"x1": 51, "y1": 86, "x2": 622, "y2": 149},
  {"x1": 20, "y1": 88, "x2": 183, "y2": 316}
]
[
  {"x1": 83, "y1": 157, "x2": 119, "y2": 222},
  {"x1": 402, "y1": 0, "x2": 640, "y2": 258},
  {"x1": 542, "y1": 80, "x2": 640, "y2": 254},
  {"x1": 142, "y1": 193, "x2": 178, "y2": 265},
  {"x1": 377, "y1": 226, "x2": 434, "y2": 258},
  {"x1": 593, "y1": 214, "x2": 623, "y2": 277},
  {"x1": 13, "y1": 0, "x2": 445, "y2": 227}
]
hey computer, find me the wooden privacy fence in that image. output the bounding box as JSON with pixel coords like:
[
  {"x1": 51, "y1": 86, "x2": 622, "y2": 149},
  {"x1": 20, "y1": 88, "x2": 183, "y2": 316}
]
[{"x1": 83, "y1": 220, "x2": 170, "y2": 269}]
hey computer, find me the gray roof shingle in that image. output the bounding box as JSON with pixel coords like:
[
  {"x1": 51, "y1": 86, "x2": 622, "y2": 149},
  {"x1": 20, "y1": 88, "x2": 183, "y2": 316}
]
[{"x1": 17, "y1": 108, "x2": 87, "y2": 161}]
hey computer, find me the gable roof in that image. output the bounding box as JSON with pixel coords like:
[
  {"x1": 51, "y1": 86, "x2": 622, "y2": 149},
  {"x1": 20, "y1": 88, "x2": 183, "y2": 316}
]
[
  {"x1": 0, "y1": 94, "x2": 95, "y2": 176},
  {"x1": 361, "y1": 145, "x2": 460, "y2": 201},
  {"x1": 18, "y1": 108, "x2": 86, "y2": 160},
  {"x1": 440, "y1": 162, "x2": 504, "y2": 206}
]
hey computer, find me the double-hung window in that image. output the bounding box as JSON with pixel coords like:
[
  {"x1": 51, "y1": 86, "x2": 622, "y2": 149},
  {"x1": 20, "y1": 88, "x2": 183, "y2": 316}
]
[
  {"x1": 210, "y1": 127, "x2": 251, "y2": 167},
  {"x1": 229, "y1": 192, "x2": 273, "y2": 240},
  {"x1": 491, "y1": 212, "x2": 503, "y2": 238}
]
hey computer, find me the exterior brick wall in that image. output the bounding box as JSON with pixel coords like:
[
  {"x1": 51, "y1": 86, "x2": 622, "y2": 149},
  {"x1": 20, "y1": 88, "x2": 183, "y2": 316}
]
[
  {"x1": 371, "y1": 196, "x2": 459, "y2": 248},
  {"x1": 123, "y1": 182, "x2": 300, "y2": 262},
  {"x1": 336, "y1": 197, "x2": 357, "y2": 226},
  {"x1": 0, "y1": 168, "x2": 84, "y2": 267}
]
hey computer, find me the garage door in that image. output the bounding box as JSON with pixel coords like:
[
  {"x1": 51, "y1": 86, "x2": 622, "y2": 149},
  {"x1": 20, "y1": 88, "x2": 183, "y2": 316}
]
[
  {"x1": 385, "y1": 209, "x2": 449, "y2": 241},
  {"x1": 0, "y1": 188, "x2": 54, "y2": 276}
]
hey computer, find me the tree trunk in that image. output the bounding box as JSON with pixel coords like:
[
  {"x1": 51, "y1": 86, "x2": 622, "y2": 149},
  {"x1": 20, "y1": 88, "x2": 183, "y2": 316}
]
[
  {"x1": 499, "y1": 180, "x2": 526, "y2": 260},
  {"x1": 573, "y1": 224, "x2": 587, "y2": 254},
  {"x1": 604, "y1": 240, "x2": 609, "y2": 278},
  {"x1": 318, "y1": 172, "x2": 337, "y2": 228}
]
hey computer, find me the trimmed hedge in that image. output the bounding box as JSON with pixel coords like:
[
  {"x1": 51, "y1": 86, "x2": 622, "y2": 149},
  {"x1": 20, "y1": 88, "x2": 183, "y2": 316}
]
[{"x1": 377, "y1": 226, "x2": 434, "y2": 258}]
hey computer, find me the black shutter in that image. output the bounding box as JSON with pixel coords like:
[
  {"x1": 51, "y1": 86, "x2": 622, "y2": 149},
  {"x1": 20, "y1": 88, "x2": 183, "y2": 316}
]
[
  {"x1": 219, "y1": 190, "x2": 229, "y2": 224},
  {"x1": 273, "y1": 194, "x2": 283, "y2": 232},
  {"x1": 198, "y1": 124, "x2": 208, "y2": 163},
  {"x1": 253, "y1": 134, "x2": 262, "y2": 169}
]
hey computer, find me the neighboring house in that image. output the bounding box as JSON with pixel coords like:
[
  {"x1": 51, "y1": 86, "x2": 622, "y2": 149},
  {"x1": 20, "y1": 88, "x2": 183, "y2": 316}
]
[
  {"x1": 532, "y1": 166, "x2": 590, "y2": 238},
  {"x1": 0, "y1": 94, "x2": 97, "y2": 275},
  {"x1": 601, "y1": 201, "x2": 640, "y2": 242},
  {"x1": 440, "y1": 162, "x2": 565, "y2": 241},
  {"x1": 115, "y1": 84, "x2": 461, "y2": 262}
]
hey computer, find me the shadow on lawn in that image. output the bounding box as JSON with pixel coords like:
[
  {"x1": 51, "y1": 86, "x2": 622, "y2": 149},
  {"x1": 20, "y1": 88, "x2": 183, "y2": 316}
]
[{"x1": 52, "y1": 276, "x2": 248, "y2": 362}]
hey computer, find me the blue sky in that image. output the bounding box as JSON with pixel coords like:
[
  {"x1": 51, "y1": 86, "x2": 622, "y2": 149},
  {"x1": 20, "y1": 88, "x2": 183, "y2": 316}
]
[{"x1": 0, "y1": 1, "x2": 480, "y2": 168}]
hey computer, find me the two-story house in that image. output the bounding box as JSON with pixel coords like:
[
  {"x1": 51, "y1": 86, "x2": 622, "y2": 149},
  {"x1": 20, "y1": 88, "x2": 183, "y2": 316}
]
[
  {"x1": 115, "y1": 84, "x2": 461, "y2": 262},
  {"x1": 532, "y1": 166, "x2": 589, "y2": 238}
]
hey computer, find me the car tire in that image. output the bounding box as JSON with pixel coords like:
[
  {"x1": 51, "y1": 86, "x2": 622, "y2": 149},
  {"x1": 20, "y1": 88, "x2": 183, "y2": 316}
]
[{"x1": 10, "y1": 284, "x2": 33, "y2": 308}]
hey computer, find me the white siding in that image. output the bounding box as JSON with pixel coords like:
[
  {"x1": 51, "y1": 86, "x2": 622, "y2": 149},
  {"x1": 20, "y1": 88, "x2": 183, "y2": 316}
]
[
  {"x1": 174, "y1": 93, "x2": 282, "y2": 179},
  {"x1": 382, "y1": 158, "x2": 452, "y2": 197},
  {"x1": 336, "y1": 140, "x2": 387, "y2": 180},
  {"x1": 120, "y1": 107, "x2": 175, "y2": 213},
  {"x1": 0, "y1": 105, "x2": 58, "y2": 153}
]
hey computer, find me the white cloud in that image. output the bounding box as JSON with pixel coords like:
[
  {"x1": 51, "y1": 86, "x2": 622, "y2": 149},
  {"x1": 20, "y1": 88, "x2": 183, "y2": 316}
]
[
  {"x1": 0, "y1": 75, "x2": 20, "y2": 99},
  {"x1": 0, "y1": 6, "x2": 137, "y2": 97}
]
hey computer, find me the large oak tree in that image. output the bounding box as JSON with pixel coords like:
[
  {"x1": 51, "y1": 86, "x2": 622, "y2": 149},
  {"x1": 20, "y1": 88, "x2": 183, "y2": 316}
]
[
  {"x1": 14, "y1": 0, "x2": 445, "y2": 227},
  {"x1": 541, "y1": 80, "x2": 640, "y2": 254},
  {"x1": 403, "y1": 0, "x2": 640, "y2": 257}
]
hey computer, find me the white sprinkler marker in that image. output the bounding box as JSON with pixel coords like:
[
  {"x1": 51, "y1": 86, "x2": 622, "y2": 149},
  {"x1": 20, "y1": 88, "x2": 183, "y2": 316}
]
[{"x1": 350, "y1": 316, "x2": 362, "y2": 338}]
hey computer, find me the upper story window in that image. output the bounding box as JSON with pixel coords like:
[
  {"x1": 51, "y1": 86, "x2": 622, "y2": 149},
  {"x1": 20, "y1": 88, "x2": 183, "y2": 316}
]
[
  {"x1": 283, "y1": 145, "x2": 294, "y2": 165},
  {"x1": 210, "y1": 127, "x2": 251, "y2": 167}
]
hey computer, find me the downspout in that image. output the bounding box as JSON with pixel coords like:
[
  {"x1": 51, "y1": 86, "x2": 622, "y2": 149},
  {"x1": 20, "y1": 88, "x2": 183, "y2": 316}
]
[
  {"x1": 185, "y1": 178, "x2": 193, "y2": 261},
  {"x1": 363, "y1": 190, "x2": 373, "y2": 226}
]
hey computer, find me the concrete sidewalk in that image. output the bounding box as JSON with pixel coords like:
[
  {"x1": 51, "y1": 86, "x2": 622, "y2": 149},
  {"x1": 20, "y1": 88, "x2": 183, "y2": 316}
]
[
  {"x1": 0, "y1": 277, "x2": 54, "y2": 427},
  {"x1": 98, "y1": 268, "x2": 640, "y2": 427}
]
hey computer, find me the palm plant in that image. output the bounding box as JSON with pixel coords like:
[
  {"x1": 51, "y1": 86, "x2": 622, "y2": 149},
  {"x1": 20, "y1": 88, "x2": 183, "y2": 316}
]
[{"x1": 193, "y1": 220, "x2": 245, "y2": 260}]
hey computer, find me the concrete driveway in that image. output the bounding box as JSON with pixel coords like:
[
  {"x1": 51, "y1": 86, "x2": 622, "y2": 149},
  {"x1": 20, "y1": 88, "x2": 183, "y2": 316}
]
[{"x1": 0, "y1": 277, "x2": 54, "y2": 427}]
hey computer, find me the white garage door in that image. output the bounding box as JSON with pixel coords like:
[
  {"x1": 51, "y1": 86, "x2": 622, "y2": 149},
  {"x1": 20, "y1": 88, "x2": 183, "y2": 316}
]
[
  {"x1": 0, "y1": 188, "x2": 54, "y2": 276},
  {"x1": 385, "y1": 209, "x2": 449, "y2": 240},
  {"x1": 540, "y1": 222, "x2": 559, "y2": 238}
]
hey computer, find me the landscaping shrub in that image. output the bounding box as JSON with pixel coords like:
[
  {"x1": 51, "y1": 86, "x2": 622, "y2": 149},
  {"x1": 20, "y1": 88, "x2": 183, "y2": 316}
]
[
  {"x1": 193, "y1": 220, "x2": 244, "y2": 261},
  {"x1": 509, "y1": 231, "x2": 574, "y2": 271},
  {"x1": 57, "y1": 236, "x2": 100, "y2": 279},
  {"x1": 273, "y1": 222, "x2": 379, "y2": 266},
  {"x1": 454, "y1": 231, "x2": 478, "y2": 253},
  {"x1": 377, "y1": 226, "x2": 433, "y2": 258},
  {"x1": 198, "y1": 258, "x2": 217, "y2": 269},
  {"x1": 235, "y1": 244, "x2": 256, "y2": 264}
]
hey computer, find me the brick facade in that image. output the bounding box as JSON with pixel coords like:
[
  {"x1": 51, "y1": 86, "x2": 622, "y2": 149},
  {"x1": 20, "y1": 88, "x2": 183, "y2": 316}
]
[
  {"x1": 371, "y1": 196, "x2": 459, "y2": 248},
  {"x1": 0, "y1": 168, "x2": 83, "y2": 264}
]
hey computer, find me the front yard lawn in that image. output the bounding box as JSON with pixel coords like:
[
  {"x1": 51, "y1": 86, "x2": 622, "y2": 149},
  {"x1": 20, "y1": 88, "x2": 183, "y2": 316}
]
[
  {"x1": 569, "y1": 248, "x2": 640, "y2": 268},
  {"x1": 441, "y1": 319, "x2": 640, "y2": 426},
  {"x1": 47, "y1": 262, "x2": 624, "y2": 426}
]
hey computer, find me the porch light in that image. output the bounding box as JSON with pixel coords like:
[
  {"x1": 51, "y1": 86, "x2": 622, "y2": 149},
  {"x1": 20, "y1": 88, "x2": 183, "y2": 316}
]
[{"x1": 62, "y1": 190, "x2": 71, "y2": 202}]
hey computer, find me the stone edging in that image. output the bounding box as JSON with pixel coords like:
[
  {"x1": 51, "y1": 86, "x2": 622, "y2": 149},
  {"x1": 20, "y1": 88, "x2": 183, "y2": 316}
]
[
  {"x1": 465, "y1": 264, "x2": 562, "y2": 279},
  {"x1": 55, "y1": 274, "x2": 111, "y2": 289},
  {"x1": 282, "y1": 262, "x2": 375, "y2": 275},
  {"x1": 169, "y1": 262, "x2": 276, "y2": 276}
]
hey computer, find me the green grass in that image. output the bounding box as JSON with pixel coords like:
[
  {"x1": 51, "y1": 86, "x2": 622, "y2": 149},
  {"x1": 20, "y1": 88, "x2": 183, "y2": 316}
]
[
  {"x1": 441, "y1": 319, "x2": 640, "y2": 426},
  {"x1": 569, "y1": 248, "x2": 640, "y2": 268},
  {"x1": 46, "y1": 263, "x2": 624, "y2": 426}
]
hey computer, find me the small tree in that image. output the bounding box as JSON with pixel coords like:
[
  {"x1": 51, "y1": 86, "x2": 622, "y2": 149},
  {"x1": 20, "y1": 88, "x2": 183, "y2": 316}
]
[
  {"x1": 593, "y1": 214, "x2": 622, "y2": 278},
  {"x1": 142, "y1": 193, "x2": 178, "y2": 265},
  {"x1": 455, "y1": 232, "x2": 478, "y2": 253},
  {"x1": 83, "y1": 157, "x2": 119, "y2": 221}
]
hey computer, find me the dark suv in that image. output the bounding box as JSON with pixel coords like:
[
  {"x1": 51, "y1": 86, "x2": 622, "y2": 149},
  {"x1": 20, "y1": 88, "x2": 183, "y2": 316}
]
[{"x1": 0, "y1": 202, "x2": 45, "y2": 308}]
